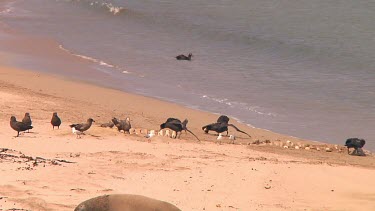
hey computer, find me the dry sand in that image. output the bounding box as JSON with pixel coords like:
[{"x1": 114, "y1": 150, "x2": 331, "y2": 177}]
[{"x1": 0, "y1": 66, "x2": 375, "y2": 211}]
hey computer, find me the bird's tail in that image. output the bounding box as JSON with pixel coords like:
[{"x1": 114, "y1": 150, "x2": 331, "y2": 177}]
[
  {"x1": 228, "y1": 124, "x2": 251, "y2": 138},
  {"x1": 186, "y1": 129, "x2": 200, "y2": 142}
]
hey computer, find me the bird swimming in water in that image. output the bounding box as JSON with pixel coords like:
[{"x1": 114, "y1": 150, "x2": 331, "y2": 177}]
[
  {"x1": 51, "y1": 112, "x2": 62, "y2": 130},
  {"x1": 10, "y1": 116, "x2": 33, "y2": 137},
  {"x1": 22, "y1": 112, "x2": 32, "y2": 133},
  {"x1": 175, "y1": 53, "x2": 193, "y2": 61},
  {"x1": 69, "y1": 118, "x2": 95, "y2": 138}
]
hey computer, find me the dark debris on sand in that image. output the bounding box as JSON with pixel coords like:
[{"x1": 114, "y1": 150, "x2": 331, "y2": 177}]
[{"x1": 0, "y1": 148, "x2": 75, "y2": 171}]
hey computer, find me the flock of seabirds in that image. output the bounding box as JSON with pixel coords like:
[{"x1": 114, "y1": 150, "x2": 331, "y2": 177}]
[
  {"x1": 9, "y1": 111, "x2": 366, "y2": 156},
  {"x1": 4, "y1": 53, "x2": 370, "y2": 211},
  {"x1": 6, "y1": 53, "x2": 368, "y2": 156}
]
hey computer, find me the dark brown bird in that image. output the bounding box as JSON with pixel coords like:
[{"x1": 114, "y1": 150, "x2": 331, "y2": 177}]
[
  {"x1": 345, "y1": 138, "x2": 366, "y2": 156},
  {"x1": 176, "y1": 53, "x2": 193, "y2": 61},
  {"x1": 10, "y1": 116, "x2": 33, "y2": 137},
  {"x1": 51, "y1": 112, "x2": 62, "y2": 129},
  {"x1": 160, "y1": 118, "x2": 200, "y2": 141},
  {"x1": 100, "y1": 121, "x2": 115, "y2": 128},
  {"x1": 202, "y1": 115, "x2": 251, "y2": 139},
  {"x1": 112, "y1": 117, "x2": 131, "y2": 133},
  {"x1": 22, "y1": 112, "x2": 32, "y2": 132},
  {"x1": 69, "y1": 118, "x2": 95, "y2": 138}
]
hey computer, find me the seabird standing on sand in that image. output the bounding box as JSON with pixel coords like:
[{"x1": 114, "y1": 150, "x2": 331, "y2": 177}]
[
  {"x1": 112, "y1": 117, "x2": 131, "y2": 133},
  {"x1": 217, "y1": 133, "x2": 223, "y2": 144},
  {"x1": 345, "y1": 138, "x2": 366, "y2": 156},
  {"x1": 100, "y1": 121, "x2": 115, "y2": 128},
  {"x1": 160, "y1": 118, "x2": 200, "y2": 141},
  {"x1": 145, "y1": 131, "x2": 155, "y2": 139},
  {"x1": 71, "y1": 127, "x2": 84, "y2": 139},
  {"x1": 69, "y1": 118, "x2": 95, "y2": 138},
  {"x1": 229, "y1": 134, "x2": 236, "y2": 144},
  {"x1": 202, "y1": 115, "x2": 251, "y2": 138},
  {"x1": 10, "y1": 116, "x2": 33, "y2": 137},
  {"x1": 51, "y1": 112, "x2": 62, "y2": 129},
  {"x1": 22, "y1": 112, "x2": 32, "y2": 133}
]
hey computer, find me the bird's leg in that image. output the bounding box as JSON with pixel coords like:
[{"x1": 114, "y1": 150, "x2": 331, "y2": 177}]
[
  {"x1": 347, "y1": 148, "x2": 350, "y2": 154},
  {"x1": 16, "y1": 131, "x2": 19, "y2": 137},
  {"x1": 178, "y1": 132, "x2": 181, "y2": 139}
]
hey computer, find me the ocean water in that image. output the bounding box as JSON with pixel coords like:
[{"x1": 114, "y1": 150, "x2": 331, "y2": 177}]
[{"x1": 1, "y1": 0, "x2": 374, "y2": 149}]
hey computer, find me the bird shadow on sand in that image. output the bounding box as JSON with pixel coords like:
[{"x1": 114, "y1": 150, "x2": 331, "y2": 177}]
[
  {"x1": 88, "y1": 134, "x2": 101, "y2": 138},
  {"x1": 12, "y1": 134, "x2": 38, "y2": 139},
  {"x1": 24, "y1": 131, "x2": 38, "y2": 134}
]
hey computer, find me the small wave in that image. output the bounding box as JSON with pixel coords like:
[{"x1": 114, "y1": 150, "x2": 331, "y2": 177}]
[
  {"x1": 0, "y1": 1, "x2": 15, "y2": 15},
  {"x1": 102, "y1": 2, "x2": 125, "y2": 15},
  {"x1": 58, "y1": 44, "x2": 125, "y2": 70},
  {"x1": 75, "y1": 0, "x2": 126, "y2": 15},
  {"x1": 0, "y1": 8, "x2": 12, "y2": 14},
  {"x1": 201, "y1": 94, "x2": 277, "y2": 117}
]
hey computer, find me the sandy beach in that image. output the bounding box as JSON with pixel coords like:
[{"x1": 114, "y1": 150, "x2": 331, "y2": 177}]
[{"x1": 0, "y1": 65, "x2": 374, "y2": 211}]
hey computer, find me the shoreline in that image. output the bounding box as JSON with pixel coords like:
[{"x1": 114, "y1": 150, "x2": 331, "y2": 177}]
[
  {"x1": 0, "y1": 22, "x2": 372, "y2": 157},
  {"x1": 0, "y1": 8, "x2": 361, "y2": 150},
  {"x1": 0, "y1": 11, "x2": 372, "y2": 150},
  {"x1": 1, "y1": 3, "x2": 375, "y2": 210},
  {"x1": 0, "y1": 23, "x2": 304, "y2": 145},
  {"x1": 0, "y1": 64, "x2": 375, "y2": 210},
  {"x1": 0, "y1": 64, "x2": 374, "y2": 167}
]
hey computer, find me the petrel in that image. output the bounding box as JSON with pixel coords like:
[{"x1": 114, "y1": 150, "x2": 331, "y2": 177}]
[
  {"x1": 176, "y1": 53, "x2": 193, "y2": 61},
  {"x1": 202, "y1": 115, "x2": 251, "y2": 138},
  {"x1": 22, "y1": 112, "x2": 32, "y2": 133},
  {"x1": 160, "y1": 118, "x2": 200, "y2": 141},
  {"x1": 345, "y1": 138, "x2": 366, "y2": 156},
  {"x1": 10, "y1": 116, "x2": 33, "y2": 137},
  {"x1": 112, "y1": 117, "x2": 131, "y2": 133},
  {"x1": 51, "y1": 112, "x2": 62, "y2": 129},
  {"x1": 69, "y1": 118, "x2": 95, "y2": 138}
]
